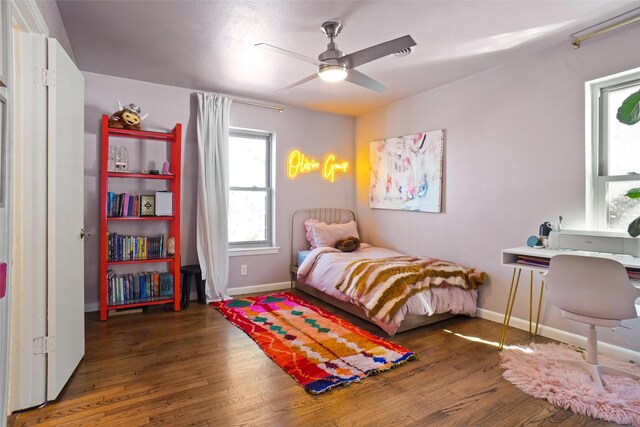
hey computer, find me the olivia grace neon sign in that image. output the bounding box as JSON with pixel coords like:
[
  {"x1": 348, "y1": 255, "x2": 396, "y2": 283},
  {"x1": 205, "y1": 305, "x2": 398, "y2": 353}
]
[{"x1": 286, "y1": 150, "x2": 349, "y2": 183}]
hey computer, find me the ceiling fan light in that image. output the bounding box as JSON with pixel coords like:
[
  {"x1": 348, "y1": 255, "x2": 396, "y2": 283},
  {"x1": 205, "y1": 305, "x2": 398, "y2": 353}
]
[{"x1": 318, "y1": 64, "x2": 348, "y2": 82}]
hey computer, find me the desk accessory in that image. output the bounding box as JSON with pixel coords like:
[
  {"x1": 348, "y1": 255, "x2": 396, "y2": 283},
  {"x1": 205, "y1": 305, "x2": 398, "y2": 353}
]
[
  {"x1": 527, "y1": 236, "x2": 543, "y2": 248},
  {"x1": 549, "y1": 229, "x2": 640, "y2": 257},
  {"x1": 539, "y1": 222, "x2": 552, "y2": 237}
]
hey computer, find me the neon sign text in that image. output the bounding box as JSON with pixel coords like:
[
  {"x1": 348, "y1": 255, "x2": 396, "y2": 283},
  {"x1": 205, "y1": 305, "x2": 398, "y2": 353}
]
[{"x1": 287, "y1": 150, "x2": 349, "y2": 183}]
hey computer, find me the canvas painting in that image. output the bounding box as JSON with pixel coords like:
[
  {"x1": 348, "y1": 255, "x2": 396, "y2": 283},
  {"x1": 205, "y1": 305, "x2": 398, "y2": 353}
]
[{"x1": 369, "y1": 130, "x2": 444, "y2": 212}]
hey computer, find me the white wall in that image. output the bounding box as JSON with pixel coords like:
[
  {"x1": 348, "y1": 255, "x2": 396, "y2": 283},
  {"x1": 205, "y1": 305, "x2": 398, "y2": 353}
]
[
  {"x1": 355, "y1": 27, "x2": 640, "y2": 352},
  {"x1": 83, "y1": 72, "x2": 355, "y2": 307}
]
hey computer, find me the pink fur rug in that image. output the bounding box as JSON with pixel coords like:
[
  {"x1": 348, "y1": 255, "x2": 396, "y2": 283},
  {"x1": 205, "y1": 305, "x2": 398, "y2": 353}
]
[{"x1": 500, "y1": 343, "x2": 640, "y2": 426}]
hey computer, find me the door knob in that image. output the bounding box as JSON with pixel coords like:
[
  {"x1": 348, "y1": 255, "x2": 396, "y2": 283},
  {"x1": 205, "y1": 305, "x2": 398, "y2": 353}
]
[{"x1": 80, "y1": 229, "x2": 91, "y2": 239}]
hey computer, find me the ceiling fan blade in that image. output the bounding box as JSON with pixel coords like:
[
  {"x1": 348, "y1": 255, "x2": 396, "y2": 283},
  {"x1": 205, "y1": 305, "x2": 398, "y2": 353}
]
[
  {"x1": 275, "y1": 73, "x2": 319, "y2": 92},
  {"x1": 345, "y1": 69, "x2": 387, "y2": 92},
  {"x1": 255, "y1": 43, "x2": 321, "y2": 66},
  {"x1": 342, "y1": 35, "x2": 416, "y2": 69}
]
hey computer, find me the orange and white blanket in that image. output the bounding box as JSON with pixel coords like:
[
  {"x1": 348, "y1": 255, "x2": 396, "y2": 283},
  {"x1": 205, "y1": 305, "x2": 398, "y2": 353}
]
[
  {"x1": 336, "y1": 256, "x2": 487, "y2": 324},
  {"x1": 297, "y1": 246, "x2": 485, "y2": 335}
]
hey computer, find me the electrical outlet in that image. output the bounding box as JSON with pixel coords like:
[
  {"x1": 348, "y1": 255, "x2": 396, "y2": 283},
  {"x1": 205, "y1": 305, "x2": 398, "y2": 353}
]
[{"x1": 240, "y1": 264, "x2": 247, "y2": 276}]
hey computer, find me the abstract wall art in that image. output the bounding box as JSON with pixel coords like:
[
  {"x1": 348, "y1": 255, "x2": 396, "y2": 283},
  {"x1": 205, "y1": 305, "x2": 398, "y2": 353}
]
[{"x1": 369, "y1": 130, "x2": 444, "y2": 213}]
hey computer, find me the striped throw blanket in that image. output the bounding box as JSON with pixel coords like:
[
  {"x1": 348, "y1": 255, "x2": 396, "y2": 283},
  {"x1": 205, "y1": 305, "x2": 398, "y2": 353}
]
[{"x1": 336, "y1": 256, "x2": 487, "y2": 324}]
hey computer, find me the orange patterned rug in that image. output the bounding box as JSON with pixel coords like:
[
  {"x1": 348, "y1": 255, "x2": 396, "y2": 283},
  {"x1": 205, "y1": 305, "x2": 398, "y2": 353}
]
[{"x1": 212, "y1": 292, "x2": 415, "y2": 394}]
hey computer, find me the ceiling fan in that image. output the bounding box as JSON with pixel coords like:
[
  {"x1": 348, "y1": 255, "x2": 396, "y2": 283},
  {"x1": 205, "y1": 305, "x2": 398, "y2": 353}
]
[{"x1": 256, "y1": 21, "x2": 417, "y2": 93}]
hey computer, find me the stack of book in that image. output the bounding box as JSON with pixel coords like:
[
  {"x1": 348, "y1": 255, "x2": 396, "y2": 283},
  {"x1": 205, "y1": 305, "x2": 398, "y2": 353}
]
[
  {"x1": 107, "y1": 233, "x2": 167, "y2": 261},
  {"x1": 106, "y1": 270, "x2": 174, "y2": 306},
  {"x1": 628, "y1": 267, "x2": 640, "y2": 281},
  {"x1": 515, "y1": 255, "x2": 550, "y2": 268},
  {"x1": 107, "y1": 192, "x2": 173, "y2": 217},
  {"x1": 107, "y1": 192, "x2": 142, "y2": 217}
]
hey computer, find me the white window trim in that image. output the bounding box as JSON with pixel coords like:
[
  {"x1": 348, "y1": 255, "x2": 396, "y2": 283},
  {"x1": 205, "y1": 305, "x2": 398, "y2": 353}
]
[
  {"x1": 228, "y1": 127, "x2": 276, "y2": 249},
  {"x1": 586, "y1": 67, "x2": 640, "y2": 230},
  {"x1": 229, "y1": 247, "x2": 280, "y2": 257}
]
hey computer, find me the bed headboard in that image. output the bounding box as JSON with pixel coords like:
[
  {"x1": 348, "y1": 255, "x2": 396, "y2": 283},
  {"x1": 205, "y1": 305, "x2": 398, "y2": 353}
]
[{"x1": 290, "y1": 208, "x2": 356, "y2": 267}]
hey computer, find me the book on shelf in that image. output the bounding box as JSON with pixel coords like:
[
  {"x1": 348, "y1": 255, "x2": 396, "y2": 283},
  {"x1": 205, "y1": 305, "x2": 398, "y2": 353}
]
[
  {"x1": 140, "y1": 195, "x2": 155, "y2": 216},
  {"x1": 106, "y1": 270, "x2": 174, "y2": 306},
  {"x1": 515, "y1": 255, "x2": 549, "y2": 267},
  {"x1": 107, "y1": 192, "x2": 172, "y2": 218},
  {"x1": 106, "y1": 232, "x2": 168, "y2": 261}
]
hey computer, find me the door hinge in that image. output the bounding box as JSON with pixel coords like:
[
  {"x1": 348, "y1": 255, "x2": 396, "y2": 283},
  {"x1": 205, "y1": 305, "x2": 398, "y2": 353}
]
[
  {"x1": 33, "y1": 336, "x2": 56, "y2": 355},
  {"x1": 43, "y1": 69, "x2": 56, "y2": 87}
]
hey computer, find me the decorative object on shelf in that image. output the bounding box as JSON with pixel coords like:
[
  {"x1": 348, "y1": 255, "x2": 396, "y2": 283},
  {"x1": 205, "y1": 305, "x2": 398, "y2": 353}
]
[
  {"x1": 369, "y1": 130, "x2": 444, "y2": 213},
  {"x1": 149, "y1": 169, "x2": 159, "y2": 175},
  {"x1": 155, "y1": 191, "x2": 173, "y2": 216},
  {"x1": 114, "y1": 145, "x2": 128, "y2": 172},
  {"x1": 108, "y1": 101, "x2": 149, "y2": 130},
  {"x1": 139, "y1": 195, "x2": 155, "y2": 216},
  {"x1": 108, "y1": 146, "x2": 116, "y2": 172},
  {"x1": 162, "y1": 161, "x2": 170, "y2": 175},
  {"x1": 166, "y1": 237, "x2": 175, "y2": 256}
]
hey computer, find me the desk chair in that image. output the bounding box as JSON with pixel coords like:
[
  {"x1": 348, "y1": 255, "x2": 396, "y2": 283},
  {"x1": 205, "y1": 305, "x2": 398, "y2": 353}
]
[{"x1": 543, "y1": 254, "x2": 640, "y2": 389}]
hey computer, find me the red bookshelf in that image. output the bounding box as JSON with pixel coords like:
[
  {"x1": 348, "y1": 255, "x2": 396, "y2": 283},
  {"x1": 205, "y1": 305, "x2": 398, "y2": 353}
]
[{"x1": 99, "y1": 114, "x2": 182, "y2": 320}]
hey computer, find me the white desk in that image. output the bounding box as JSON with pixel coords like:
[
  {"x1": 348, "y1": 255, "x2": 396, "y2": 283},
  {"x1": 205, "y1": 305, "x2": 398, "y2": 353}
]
[{"x1": 499, "y1": 247, "x2": 640, "y2": 349}]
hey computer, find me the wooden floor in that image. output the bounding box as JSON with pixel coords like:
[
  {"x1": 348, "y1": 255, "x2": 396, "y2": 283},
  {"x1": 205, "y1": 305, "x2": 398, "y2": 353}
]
[{"x1": 9, "y1": 290, "x2": 617, "y2": 427}]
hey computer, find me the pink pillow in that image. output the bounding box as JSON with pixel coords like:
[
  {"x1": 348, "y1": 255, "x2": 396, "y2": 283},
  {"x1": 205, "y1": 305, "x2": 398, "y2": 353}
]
[
  {"x1": 310, "y1": 220, "x2": 359, "y2": 248},
  {"x1": 304, "y1": 219, "x2": 320, "y2": 249}
]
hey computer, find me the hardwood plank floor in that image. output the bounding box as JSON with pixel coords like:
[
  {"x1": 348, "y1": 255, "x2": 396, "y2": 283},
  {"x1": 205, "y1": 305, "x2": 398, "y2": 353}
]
[{"x1": 9, "y1": 291, "x2": 618, "y2": 426}]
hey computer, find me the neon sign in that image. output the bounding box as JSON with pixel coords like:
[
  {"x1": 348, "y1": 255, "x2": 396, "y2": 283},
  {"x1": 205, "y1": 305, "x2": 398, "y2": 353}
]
[{"x1": 287, "y1": 150, "x2": 349, "y2": 183}]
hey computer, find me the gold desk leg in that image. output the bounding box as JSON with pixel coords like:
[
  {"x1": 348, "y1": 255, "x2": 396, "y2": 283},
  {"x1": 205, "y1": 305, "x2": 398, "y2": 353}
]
[
  {"x1": 499, "y1": 268, "x2": 521, "y2": 350},
  {"x1": 534, "y1": 280, "x2": 544, "y2": 336},
  {"x1": 529, "y1": 271, "x2": 533, "y2": 335}
]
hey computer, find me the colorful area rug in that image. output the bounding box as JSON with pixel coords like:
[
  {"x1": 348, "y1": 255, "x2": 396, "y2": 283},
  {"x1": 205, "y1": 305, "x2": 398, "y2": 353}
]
[
  {"x1": 212, "y1": 292, "x2": 415, "y2": 394},
  {"x1": 500, "y1": 343, "x2": 640, "y2": 425}
]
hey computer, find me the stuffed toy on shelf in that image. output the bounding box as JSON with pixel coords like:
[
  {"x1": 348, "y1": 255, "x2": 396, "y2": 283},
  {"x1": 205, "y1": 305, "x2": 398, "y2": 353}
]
[{"x1": 108, "y1": 101, "x2": 149, "y2": 130}]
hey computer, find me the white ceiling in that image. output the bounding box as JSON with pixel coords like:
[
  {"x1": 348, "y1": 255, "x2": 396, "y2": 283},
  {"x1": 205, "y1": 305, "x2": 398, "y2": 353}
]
[{"x1": 57, "y1": 0, "x2": 640, "y2": 116}]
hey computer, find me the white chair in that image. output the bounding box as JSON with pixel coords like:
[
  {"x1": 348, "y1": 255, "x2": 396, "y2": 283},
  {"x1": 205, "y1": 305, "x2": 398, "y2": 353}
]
[{"x1": 543, "y1": 254, "x2": 640, "y2": 389}]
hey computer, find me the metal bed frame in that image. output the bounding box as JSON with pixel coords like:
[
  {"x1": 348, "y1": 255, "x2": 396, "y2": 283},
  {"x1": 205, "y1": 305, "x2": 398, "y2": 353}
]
[{"x1": 289, "y1": 208, "x2": 454, "y2": 335}]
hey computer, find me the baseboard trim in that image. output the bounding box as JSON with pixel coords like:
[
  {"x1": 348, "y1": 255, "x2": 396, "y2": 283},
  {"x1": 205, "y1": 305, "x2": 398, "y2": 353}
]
[
  {"x1": 227, "y1": 281, "x2": 291, "y2": 296},
  {"x1": 476, "y1": 308, "x2": 640, "y2": 363},
  {"x1": 84, "y1": 282, "x2": 292, "y2": 313}
]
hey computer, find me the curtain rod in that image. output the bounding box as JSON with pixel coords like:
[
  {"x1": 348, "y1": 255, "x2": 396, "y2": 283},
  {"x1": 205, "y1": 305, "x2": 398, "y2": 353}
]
[
  {"x1": 232, "y1": 99, "x2": 284, "y2": 112},
  {"x1": 571, "y1": 10, "x2": 640, "y2": 49}
]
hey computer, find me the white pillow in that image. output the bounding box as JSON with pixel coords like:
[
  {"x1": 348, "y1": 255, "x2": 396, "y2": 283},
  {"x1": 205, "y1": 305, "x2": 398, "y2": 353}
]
[{"x1": 310, "y1": 220, "x2": 359, "y2": 248}]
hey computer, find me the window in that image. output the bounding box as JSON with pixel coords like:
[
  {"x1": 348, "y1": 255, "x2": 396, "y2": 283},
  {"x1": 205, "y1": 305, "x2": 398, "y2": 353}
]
[
  {"x1": 228, "y1": 128, "x2": 274, "y2": 249},
  {"x1": 588, "y1": 70, "x2": 640, "y2": 231}
]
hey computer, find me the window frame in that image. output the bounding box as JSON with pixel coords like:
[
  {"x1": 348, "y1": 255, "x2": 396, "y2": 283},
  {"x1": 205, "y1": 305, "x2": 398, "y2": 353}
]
[
  {"x1": 228, "y1": 127, "x2": 275, "y2": 250},
  {"x1": 587, "y1": 68, "x2": 640, "y2": 230}
]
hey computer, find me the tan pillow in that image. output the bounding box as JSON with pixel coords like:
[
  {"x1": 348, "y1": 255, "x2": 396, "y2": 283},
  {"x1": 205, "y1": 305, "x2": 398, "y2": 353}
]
[{"x1": 334, "y1": 236, "x2": 360, "y2": 252}]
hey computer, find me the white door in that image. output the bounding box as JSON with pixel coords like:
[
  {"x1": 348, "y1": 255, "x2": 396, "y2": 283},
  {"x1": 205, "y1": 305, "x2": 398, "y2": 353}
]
[
  {"x1": 46, "y1": 38, "x2": 85, "y2": 399},
  {"x1": 0, "y1": 0, "x2": 12, "y2": 421}
]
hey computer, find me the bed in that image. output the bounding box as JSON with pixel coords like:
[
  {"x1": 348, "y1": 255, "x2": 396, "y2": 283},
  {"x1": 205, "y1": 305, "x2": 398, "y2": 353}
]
[{"x1": 290, "y1": 208, "x2": 486, "y2": 335}]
